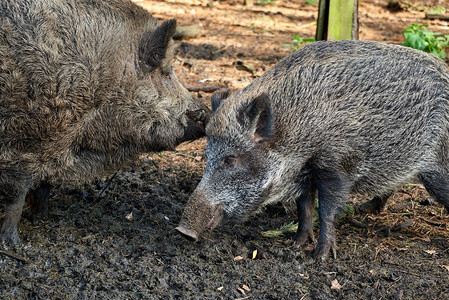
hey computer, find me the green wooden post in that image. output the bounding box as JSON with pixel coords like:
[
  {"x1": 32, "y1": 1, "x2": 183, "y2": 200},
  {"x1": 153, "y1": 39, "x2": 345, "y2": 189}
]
[
  {"x1": 315, "y1": 0, "x2": 329, "y2": 41},
  {"x1": 316, "y1": 0, "x2": 358, "y2": 41}
]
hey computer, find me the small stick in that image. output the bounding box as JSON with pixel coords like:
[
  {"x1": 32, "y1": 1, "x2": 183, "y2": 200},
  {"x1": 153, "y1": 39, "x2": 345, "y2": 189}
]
[
  {"x1": 175, "y1": 153, "x2": 196, "y2": 159},
  {"x1": 0, "y1": 250, "x2": 29, "y2": 264},
  {"x1": 184, "y1": 84, "x2": 225, "y2": 93},
  {"x1": 94, "y1": 172, "x2": 118, "y2": 203},
  {"x1": 418, "y1": 216, "x2": 447, "y2": 227},
  {"x1": 425, "y1": 14, "x2": 449, "y2": 21},
  {"x1": 350, "y1": 218, "x2": 368, "y2": 229}
]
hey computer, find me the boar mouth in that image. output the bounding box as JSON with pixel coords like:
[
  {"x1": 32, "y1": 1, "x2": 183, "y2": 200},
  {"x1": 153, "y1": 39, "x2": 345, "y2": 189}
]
[{"x1": 206, "y1": 201, "x2": 224, "y2": 229}]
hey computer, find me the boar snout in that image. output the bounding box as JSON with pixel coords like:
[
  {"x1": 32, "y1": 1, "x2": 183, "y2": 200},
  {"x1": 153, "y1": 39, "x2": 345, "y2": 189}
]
[
  {"x1": 186, "y1": 107, "x2": 209, "y2": 126},
  {"x1": 181, "y1": 105, "x2": 211, "y2": 142},
  {"x1": 176, "y1": 192, "x2": 223, "y2": 241},
  {"x1": 176, "y1": 221, "x2": 200, "y2": 241}
]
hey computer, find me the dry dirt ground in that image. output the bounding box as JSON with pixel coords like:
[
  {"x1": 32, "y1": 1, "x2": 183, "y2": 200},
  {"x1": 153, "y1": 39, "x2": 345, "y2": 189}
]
[{"x1": 2, "y1": 0, "x2": 449, "y2": 299}]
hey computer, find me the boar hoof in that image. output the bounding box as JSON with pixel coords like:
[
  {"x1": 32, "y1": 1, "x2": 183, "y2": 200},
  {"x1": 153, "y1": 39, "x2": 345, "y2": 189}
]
[
  {"x1": 358, "y1": 199, "x2": 383, "y2": 214},
  {"x1": 0, "y1": 231, "x2": 21, "y2": 245},
  {"x1": 313, "y1": 239, "x2": 337, "y2": 261},
  {"x1": 294, "y1": 228, "x2": 315, "y2": 247},
  {"x1": 358, "y1": 195, "x2": 390, "y2": 214},
  {"x1": 176, "y1": 225, "x2": 199, "y2": 241}
]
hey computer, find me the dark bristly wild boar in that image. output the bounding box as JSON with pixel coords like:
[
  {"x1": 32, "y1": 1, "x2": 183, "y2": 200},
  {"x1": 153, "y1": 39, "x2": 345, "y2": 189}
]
[
  {"x1": 177, "y1": 40, "x2": 449, "y2": 260},
  {"x1": 0, "y1": 0, "x2": 210, "y2": 244}
]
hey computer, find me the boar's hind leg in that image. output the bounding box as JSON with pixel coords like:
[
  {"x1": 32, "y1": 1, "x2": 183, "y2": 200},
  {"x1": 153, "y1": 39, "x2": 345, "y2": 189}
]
[
  {"x1": 26, "y1": 182, "x2": 52, "y2": 221},
  {"x1": 314, "y1": 171, "x2": 351, "y2": 261},
  {"x1": 358, "y1": 193, "x2": 392, "y2": 214},
  {"x1": 294, "y1": 177, "x2": 316, "y2": 247},
  {"x1": 0, "y1": 172, "x2": 31, "y2": 244},
  {"x1": 419, "y1": 171, "x2": 449, "y2": 213}
]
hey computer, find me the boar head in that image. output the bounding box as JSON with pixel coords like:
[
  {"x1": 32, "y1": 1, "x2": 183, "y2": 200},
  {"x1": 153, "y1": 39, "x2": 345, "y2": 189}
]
[
  {"x1": 133, "y1": 19, "x2": 210, "y2": 151},
  {"x1": 76, "y1": 18, "x2": 210, "y2": 158},
  {"x1": 177, "y1": 89, "x2": 279, "y2": 240}
]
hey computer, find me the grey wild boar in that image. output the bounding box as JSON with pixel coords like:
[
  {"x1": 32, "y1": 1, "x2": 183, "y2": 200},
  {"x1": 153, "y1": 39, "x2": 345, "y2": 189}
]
[
  {"x1": 0, "y1": 0, "x2": 210, "y2": 243},
  {"x1": 177, "y1": 40, "x2": 449, "y2": 260}
]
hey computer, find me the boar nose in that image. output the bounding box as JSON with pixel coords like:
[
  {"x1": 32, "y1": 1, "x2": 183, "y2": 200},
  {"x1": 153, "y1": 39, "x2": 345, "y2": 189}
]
[
  {"x1": 176, "y1": 222, "x2": 199, "y2": 241},
  {"x1": 176, "y1": 195, "x2": 224, "y2": 241}
]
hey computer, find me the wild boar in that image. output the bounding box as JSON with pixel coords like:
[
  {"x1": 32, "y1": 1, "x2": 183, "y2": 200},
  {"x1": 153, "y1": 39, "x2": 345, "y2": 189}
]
[
  {"x1": 0, "y1": 0, "x2": 209, "y2": 243},
  {"x1": 177, "y1": 40, "x2": 449, "y2": 260}
]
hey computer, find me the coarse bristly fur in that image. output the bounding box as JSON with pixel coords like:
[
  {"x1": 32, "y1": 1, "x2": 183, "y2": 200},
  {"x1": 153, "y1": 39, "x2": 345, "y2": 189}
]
[
  {"x1": 0, "y1": 0, "x2": 210, "y2": 243},
  {"x1": 177, "y1": 40, "x2": 449, "y2": 260}
]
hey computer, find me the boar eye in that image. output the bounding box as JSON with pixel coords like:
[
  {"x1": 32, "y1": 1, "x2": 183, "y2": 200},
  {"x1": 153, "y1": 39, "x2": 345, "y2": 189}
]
[{"x1": 223, "y1": 156, "x2": 238, "y2": 166}]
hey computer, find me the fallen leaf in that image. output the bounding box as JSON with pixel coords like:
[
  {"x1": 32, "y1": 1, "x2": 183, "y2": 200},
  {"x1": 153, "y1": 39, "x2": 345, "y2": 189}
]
[
  {"x1": 304, "y1": 244, "x2": 314, "y2": 251},
  {"x1": 369, "y1": 270, "x2": 376, "y2": 275},
  {"x1": 81, "y1": 234, "x2": 96, "y2": 241},
  {"x1": 242, "y1": 284, "x2": 251, "y2": 291},
  {"x1": 237, "y1": 287, "x2": 246, "y2": 295},
  {"x1": 424, "y1": 250, "x2": 437, "y2": 255},
  {"x1": 252, "y1": 249, "x2": 257, "y2": 260},
  {"x1": 367, "y1": 215, "x2": 376, "y2": 221},
  {"x1": 330, "y1": 279, "x2": 342, "y2": 290},
  {"x1": 194, "y1": 156, "x2": 202, "y2": 161},
  {"x1": 233, "y1": 256, "x2": 244, "y2": 261},
  {"x1": 125, "y1": 212, "x2": 133, "y2": 221},
  {"x1": 232, "y1": 61, "x2": 255, "y2": 74},
  {"x1": 441, "y1": 265, "x2": 449, "y2": 272},
  {"x1": 216, "y1": 286, "x2": 224, "y2": 291}
]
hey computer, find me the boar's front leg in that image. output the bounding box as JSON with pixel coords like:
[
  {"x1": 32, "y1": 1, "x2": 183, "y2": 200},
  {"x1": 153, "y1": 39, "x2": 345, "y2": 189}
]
[
  {"x1": 0, "y1": 169, "x2": 31, "y2": 244},
  {"x1": 314, "y1": 171, "x2": 351, "y2": 261},
  {"x1": 294, "y1": 175, "x2": 316, "y2": 246}
]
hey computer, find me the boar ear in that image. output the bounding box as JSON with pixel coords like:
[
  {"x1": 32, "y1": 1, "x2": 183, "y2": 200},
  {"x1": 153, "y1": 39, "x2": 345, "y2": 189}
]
[
  {"x1": 139, "y1": 19, "x2": 177, "y2": 68},
  {"x1": 211, "y1": 89, "x2": 230, "y2": 113},
  {"x1": 238, "y1": 93, "x2": 274, "y2": 143}
]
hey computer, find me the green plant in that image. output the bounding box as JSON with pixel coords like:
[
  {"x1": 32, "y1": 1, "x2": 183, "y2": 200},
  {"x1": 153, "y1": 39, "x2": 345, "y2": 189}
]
[
  {"x1": 261, "y1": 221, "x2": 297, "y2": 237},
  {"x1": 256, "y1": 0, "x2": 275, "y2": 5},
  {"x1": 306, "y1": 0, "x2": 318, "y2": 4},
  {"x1": 283, "y1": 35, "x2": 315, "y2": 51},
  {"x1": 402, "y1": 23, "x2": 449, "y2": 59},
  {"x1": 336, "y1": 204, "x2": 355, "y2": 223},
  {"x1": 428, "y1": 6, "x2": 445, "y2": 14},
  {"x1": 261, "y1": 202, "x2": 354, "y2": 237}
]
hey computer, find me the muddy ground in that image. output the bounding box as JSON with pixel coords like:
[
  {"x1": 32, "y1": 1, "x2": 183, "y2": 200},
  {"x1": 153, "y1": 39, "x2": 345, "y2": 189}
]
[{"x1": 1, "y1": 0, "x2": 449, "y2": 299}]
